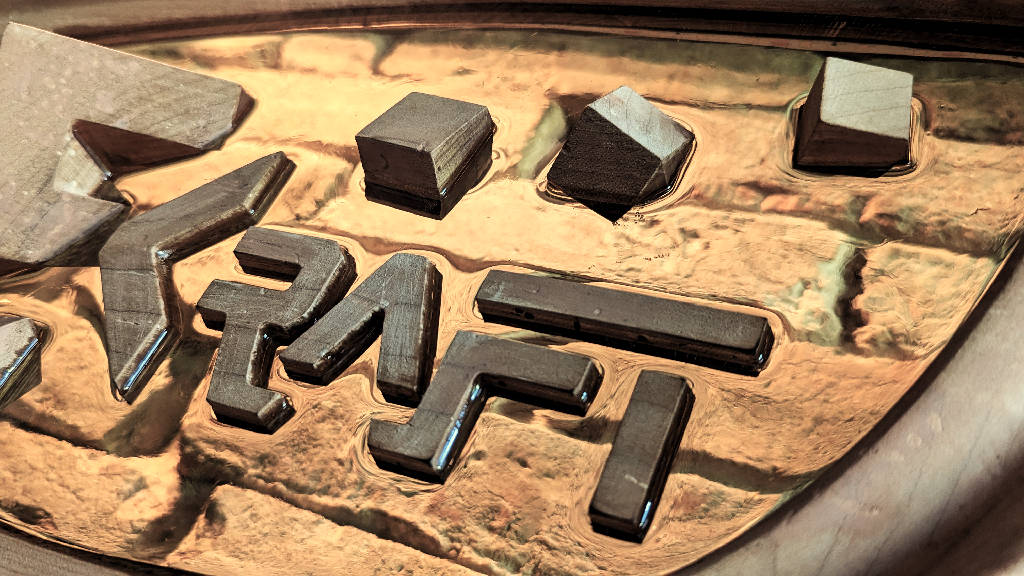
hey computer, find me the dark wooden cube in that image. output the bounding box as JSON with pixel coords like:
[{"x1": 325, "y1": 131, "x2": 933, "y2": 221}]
[
  {"x1": 547, "y1": 85, "x2": 694, "y2": 221},
  {"x1": 356, "y1": 92, "x2": 494, "y2": 219}
]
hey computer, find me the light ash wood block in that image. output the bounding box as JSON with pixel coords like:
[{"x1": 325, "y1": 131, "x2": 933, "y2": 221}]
[
  {"x1": 0, "y1": 23, "x2": 253, "y2": 272},
  {"x1": 795, "y1": 57, "x2": 913, "y2": 171}
]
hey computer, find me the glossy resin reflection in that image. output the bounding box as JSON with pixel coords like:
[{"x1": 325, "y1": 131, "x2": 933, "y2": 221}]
[{"x1": 0, "y1": 27, "x2": 1020, "y2": 576}]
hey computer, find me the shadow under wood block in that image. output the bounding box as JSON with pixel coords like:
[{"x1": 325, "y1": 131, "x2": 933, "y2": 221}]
[
  {"x1": 357, "y1": 92, "x2": 495, "y2": 219},
  {"x1": 368, "y1": 331, "x2": 602, "y2": 482},
  {"x1": 475, "y1": 270, "x2": 774, "y2": 375},
  {"x1": 0, "y1": 317, "x2": 44, "y2": 411},
  {"x1": 280, "y1": 253, "x2": 442, "y2": 406},
  {"x1": 198, "y1": 227, "x2": 356, "y2": 433},
  {"x1": 547, "y1": 86, "x2": 694, "y2": 222},
  {"x1": 794, "y1": 57, "x2": 913, "y2": 173},
  {"x1": 100, "y1": 153, "x2": 294, "y2": 402},
  {"x1": 0, "y1": 23, "x2": 253, "y2": 273},
  {"x1": 590, "y1": 371, "x2": 695, "y2": 542}
]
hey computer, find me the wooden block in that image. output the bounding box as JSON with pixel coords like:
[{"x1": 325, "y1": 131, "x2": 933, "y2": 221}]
[
  {"x1": 280, "y1": 253, "x2": 443, "y2": 406},
  {"x1": 99, "y1": 153, "x2": 293, "y2": 402},
  {"x1": 199, "y1": 228, "x2": 357, "y2": 433},
  {"x1": 589, "y1": 371, "x2": 694, "y2": 541},
  {"x1": 368, "y1": 331, "x2": 602, "y2": 482},
  {"x1": 0, "y1": 23, "x2": 253, "y2": 272},
  {"x1": 547, "y1": 85, "x2": 693, "y2": 221},
  {"x1": 794, "y1": 57, "x2": 913, "y2": 171},
  {"x1": 475, "y1": 270, "x2": 774, "y2": 375},
  {"x1": 356, "y1": 92, "x2": 494, "y2": 219},
  {"x1": 0, "y1": 316, "x2": 44, "y2": 411}
]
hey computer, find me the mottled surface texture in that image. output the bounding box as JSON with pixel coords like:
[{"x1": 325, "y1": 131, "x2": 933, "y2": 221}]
[
  {"x1": 0, "y1": 28, "x2": 1021, "y2": 576},
  {"x1": 0, "y1": 23, "x2": 252, "y2": 272}
]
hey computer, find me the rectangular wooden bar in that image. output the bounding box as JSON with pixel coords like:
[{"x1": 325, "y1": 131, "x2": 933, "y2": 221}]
[{"x1": 475, "y1": 270, "x2": 774, "y2": 375}]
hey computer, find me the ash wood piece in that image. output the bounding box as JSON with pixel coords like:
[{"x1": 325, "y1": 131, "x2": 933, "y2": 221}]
[
  {"x1": 547, "y1": 85, "x2": 694, "y2": 221},
  {"x1": 99, "y1": 153, "x2": 294, "y2": 402},
  {"x1": 589, "y1": 371, "x2": 695, "y2": 542},
  {"x1": 356, "y1": 92, "x2": 495, "y2": 219},
  {"x1": 0, "y1": 23, "x2": 253, "y2": 273},
  {"x1": 475, "y1": 270, "x2": 774, "y2": 375},
  {"x1": 794, "y1": 57, "x2": 913, "y2": 172},
  {"x1": 0, "y1": 317, "x2": 44, "y2": 411},
  {"x1": 280, "y1": 253, "x2": 442, "y2": 406},
  {"x1": 198, "y1": 227, "x2": 356, "y2": 433},
  {"x1": 368, "y1": 331, "x2": 602, "y2": 482}
]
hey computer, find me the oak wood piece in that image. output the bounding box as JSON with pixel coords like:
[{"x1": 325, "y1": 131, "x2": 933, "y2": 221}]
[
  {"x1": 356, "y1": 92, "x2": 494, "y2": 219},
  {"x1": 475, "y1": 270, "x2": 774, "y2": 375},
  {"x1": 198, "y1": 227, "x2": 356, "y2": 433},
  {"x1": 0, "y1": 316, "x2": 44, "y2": 411},
  {"x1": 547, "y1": 85, "x2": 693, "y2": 221},
  {"x1": 368, "y1": 331, "x2": 602, "y2": 482},
  {"x1": 794, "y1": 57, "x2": 913, "y2": 172},
  {"x1": 99, "y1": 153, "x2": 293, "y2": 402},
  {"x1": 589, "y1": 371, "x2": 694, "y2": 542},
  {"x1": 0, "y1": 23, "x2": 253, "y2": 272},
  {"x1": 280, "y1": 253, "x2": 442, "y2": 406}
]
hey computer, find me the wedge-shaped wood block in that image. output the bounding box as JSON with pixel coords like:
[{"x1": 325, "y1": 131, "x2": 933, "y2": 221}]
[
  {"x1": 356, "y1": 92, "x2": 494, "y2": 219},
  {"x1": 368, "y1": 331, "x2": 602, "y2": 482},
  {"x1": 590, "y1": 371, "x2": 695, "y2": 542},
  {"x1": 100, "y1": 153, "x2": 293, "y2": 402},
  {"x1": 280, "y1": 253, "x2": 442, "y2": 406},
  {"x1": 0, "y1": 316, "x2": 44, "y2": 411},
  {"x1": 0, "y1": 23, "x2": 253, "y2": 273},
  {"x1": 475, "y1": 270, "x2": 774, "y2": 375},
  {"x1": 199, "y1": 227, "x2": 356, "y2": 433},
  {"x1": 547, "y1": 85, "x2": 694, "y2": 221},
  {"x1": 794, "y1": 57, "x2": 913, "y2": 171}
]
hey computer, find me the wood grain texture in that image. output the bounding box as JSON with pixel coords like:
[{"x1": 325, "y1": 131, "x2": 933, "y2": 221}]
[
  {"x1": 475, "y1": 270, "x2": 774, "y2": 375},
  {"x1": 547, "y1": 86, "x2": 693, "y2": 220},
  {"x1": 280, "y1": 252, "x2": 442, "y2": 405},
  {"x1": 794, "y1": 57, "x2": 913, "y2": 171},
  {"x1": 0, "y1": 316, "x2": 43, "y2": 411},
  {"x1": 99, "y1": 153, "x2": 293, "y2": 402},
  {"x1": 589, "y1": 371, "x2": 694, "y2": 542},
  {"x1": 0, "y1": 23, "x2": 253, "y2": 272},
  {"x1": 368, "y1": 330, "x2": 602, "y2": 482},
  {"x1": 199, "y1": 227, "x2": 356, "y2": 433},
  {"x1": 357, "y1": 92, "x2": 493, "y2": 218}
]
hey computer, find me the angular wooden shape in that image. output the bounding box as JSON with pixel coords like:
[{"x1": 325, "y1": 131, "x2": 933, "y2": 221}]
[
  {"x1": 475, "y1": 270, "x2": 774, "y2": 375},
  {"x1": 794, "y1": 57, "x2": 913, "y2": 171},
  {"x1": 99, "y1": 153, "x2": 293, "y2": 402},
  {"x1": 280, "y1": 253, "x2": 442, "y2": 406},
  {"x1": 368, "y1": 331, "x2": 602, "y2": 482},
  {"x1": 0, "y1": 23, "x2": 253, "y2": 272},
  {"x1": 356, "y1": 92, "x2": 494, "y2": 219},
  {"x1": 589, "y1": 371, "x2": 695, "y2": 542},
  {"x1": 198, "y1": 227, "x2": 356, "y2": 433},
  {"x1": 547, "y1": 85, "x2": 694, "y2": 221},
  {"x1": 0, "y1": 317, "x2": 44, "y2": 411}
]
